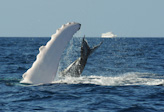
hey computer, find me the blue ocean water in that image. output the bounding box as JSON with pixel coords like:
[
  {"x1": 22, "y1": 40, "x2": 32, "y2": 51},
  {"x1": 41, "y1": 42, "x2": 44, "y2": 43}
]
[{"x1": 0, "y1": 37, "x2": 164, "y2": 112}]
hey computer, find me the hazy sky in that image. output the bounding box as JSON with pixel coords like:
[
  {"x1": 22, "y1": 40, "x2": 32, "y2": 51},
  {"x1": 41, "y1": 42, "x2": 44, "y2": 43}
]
[{"x1": 0, "y1": 0, "x2": 164, "y2": 37}]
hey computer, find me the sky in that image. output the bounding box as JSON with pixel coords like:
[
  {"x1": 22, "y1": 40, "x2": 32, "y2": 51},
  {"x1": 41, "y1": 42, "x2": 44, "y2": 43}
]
[{"x1": 0, "y1": 0, "x2": 164, "y2": 37}]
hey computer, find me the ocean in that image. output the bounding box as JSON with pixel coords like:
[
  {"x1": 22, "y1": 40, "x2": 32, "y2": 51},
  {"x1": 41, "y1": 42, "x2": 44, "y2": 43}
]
[{"x1": 0, "y1": 37, "x2": 164, "y2": 112}]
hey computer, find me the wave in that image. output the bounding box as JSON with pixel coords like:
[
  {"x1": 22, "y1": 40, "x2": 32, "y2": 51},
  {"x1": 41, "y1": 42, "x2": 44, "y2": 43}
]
[
  {"x1": 0, "y1": 78, "x2": 20, "y2": 86},
  {"x1": 1, "y1": 72, "x2": 163, "y2": 86},
  {"x1": 53, "y1": 72, "x2": 164, "y2": 86}
]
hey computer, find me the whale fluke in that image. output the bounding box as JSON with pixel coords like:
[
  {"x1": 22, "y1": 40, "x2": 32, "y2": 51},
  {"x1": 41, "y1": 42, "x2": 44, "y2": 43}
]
[{"x1": 61, "y1": 36, "x2": 103, "y2": 77}]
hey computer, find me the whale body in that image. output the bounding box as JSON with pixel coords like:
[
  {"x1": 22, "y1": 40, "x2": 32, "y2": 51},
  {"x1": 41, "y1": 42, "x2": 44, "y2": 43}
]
[
  {"x1": 61, "y1": 37, "x2": 103, "y2": 77},
  {"x1": 20, "y1": 22, "x2": 81, "y2": 84}
]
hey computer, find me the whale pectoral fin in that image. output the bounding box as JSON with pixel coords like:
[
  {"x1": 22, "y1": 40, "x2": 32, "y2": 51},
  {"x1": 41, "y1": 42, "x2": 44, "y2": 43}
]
[
  {"x1": 39, "y1": 46, "x2": 45, "y2": 52},
  {"x1": 22, "y1": 73, "x2": 27, "y2": 78},
  {"x1": 20, "y1": 22, "x2": 81, "y2": 84},
  {"x1": 90, "y1": 41, "x2": 103, "y2": 54}
]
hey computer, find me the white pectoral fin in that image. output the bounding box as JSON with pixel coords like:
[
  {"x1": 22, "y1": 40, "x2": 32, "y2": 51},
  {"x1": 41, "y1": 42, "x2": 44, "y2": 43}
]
[
  {"x1": 39, "y1": 46, "x2": 45, "y2": 52},
  {"x1": 20, "y1": 22, "x2": 81, "y2": 84}
]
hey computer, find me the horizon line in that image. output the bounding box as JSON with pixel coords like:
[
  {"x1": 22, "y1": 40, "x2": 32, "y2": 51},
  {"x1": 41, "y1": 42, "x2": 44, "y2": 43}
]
[{"x1": 0, "y1": 36, "x2": 164, "y2": 38}]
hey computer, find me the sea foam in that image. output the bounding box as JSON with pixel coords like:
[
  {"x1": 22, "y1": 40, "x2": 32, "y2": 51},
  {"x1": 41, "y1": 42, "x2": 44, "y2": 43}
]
[{"x1": 53, "y1": 72, "x2": 164, "y2": 86}]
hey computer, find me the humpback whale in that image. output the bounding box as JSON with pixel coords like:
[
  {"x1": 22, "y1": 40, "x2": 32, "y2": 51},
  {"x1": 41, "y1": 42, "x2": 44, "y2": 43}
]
[
  {"x1": 20, "y1": 22, "x2": 81, "y2": 84},
  {"x1": 61, "y1": 37, "x2": 103, "y2": 77}
]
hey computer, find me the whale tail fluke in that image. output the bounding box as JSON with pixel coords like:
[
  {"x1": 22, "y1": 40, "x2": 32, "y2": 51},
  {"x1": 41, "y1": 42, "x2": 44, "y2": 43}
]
[
  {"x1": 90, "y1": 41, "x2": 103, "y2": 55},
  {"x1": 61, "y1": 36, "x2": 103, "y2": 77},
  {"x1": 81, "y1": 36, "x2": 90, "y2": 59},
  {"x1": 81, "y1": 36, "x2": 103, "y2": 59}
]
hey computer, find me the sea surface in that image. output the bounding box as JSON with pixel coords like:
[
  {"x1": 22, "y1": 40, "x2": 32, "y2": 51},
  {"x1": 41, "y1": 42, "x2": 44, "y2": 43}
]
[{"x1": 0, "y1": 37, "x2": 164, "y2": 112}]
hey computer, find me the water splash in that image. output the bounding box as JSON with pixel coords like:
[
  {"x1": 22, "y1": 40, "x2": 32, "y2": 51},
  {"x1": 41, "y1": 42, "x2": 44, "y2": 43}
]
[{"x1": 53, "y1": 72, "x2": 164, "y2": 86}]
